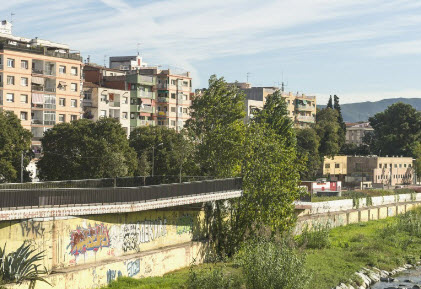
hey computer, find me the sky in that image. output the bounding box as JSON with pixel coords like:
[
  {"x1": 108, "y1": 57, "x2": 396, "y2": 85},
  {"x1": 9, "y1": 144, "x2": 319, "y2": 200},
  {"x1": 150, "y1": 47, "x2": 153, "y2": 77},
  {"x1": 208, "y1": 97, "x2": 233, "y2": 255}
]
[{"x1": 2, "y1": 0, "x2": 421, "y2": 104}]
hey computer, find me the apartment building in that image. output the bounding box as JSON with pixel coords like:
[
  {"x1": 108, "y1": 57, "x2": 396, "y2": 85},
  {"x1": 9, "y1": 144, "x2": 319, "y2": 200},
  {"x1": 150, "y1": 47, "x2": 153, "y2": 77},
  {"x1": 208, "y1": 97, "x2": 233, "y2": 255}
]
[
  {"x1": 82, "y1": 82, "x2": 130, "y2": 135},
  {"x1": 323, "y1": 155, "x2": 414, "y2": 186},
  {"x1": 235, "y1": 83, "x2": 317, "y2": 127},
  {"x1": 0, "y1": 20, "x2": 83, "y2": 150},
  {"x1": 109, "y1": 56, "x2": 192, "y2": 132},
  {"x1": 345, "y1": 122, "x2": 374, "y2": 145}
]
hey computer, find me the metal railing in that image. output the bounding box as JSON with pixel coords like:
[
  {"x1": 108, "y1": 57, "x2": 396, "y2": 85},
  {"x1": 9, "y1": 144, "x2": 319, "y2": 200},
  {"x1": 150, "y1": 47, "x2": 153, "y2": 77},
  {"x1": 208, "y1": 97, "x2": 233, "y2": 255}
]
[{"x1": 0, "y1": 178, "x2": 242, "y2": 209}]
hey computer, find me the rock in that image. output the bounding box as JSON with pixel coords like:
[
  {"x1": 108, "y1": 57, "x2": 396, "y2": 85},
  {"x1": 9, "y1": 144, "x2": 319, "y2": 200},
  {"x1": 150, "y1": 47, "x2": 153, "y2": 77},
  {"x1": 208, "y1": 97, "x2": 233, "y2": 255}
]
[
  {"x1": 404, "y1": 279, "x2": 414, "y2": 283},
  {"x1": 404, "y1": 264, "x2": 413, "y2": 269},
  {"x1": 381, "y1": 277, "x2": 396, "y2": 282},
  {"x1": 368, "y1": 272, "x2": 380, "y2": 283},
  {"x1": 412, "y1": 285, "x2": 421, "y2": 289},
  {"x1": 355, "y1": 272, "x2": 371, "y2": 286}
]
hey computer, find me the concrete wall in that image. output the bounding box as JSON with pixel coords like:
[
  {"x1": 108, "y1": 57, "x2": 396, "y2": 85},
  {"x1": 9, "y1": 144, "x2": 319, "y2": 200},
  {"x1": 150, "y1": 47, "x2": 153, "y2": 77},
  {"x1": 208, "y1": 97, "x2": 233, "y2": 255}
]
[
  {"x1": 4, "y1": 241, "x2": 204, "y2": 289},
  {"x1": 0, "y1": 208, "x2": 203, "y2": 272}
]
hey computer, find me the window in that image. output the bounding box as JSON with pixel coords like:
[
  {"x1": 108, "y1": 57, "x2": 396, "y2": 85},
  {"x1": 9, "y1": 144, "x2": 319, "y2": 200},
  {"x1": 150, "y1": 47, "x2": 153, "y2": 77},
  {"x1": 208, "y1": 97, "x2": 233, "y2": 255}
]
[
  {"x1": 58, "y1": 114, "x2": 65, "y2": 122},
  {"x1": 70, "y1": 99, "x2": 77, "y2": 107},
  {"x1": 7, "y1": 75, "x2": 14, "y2": 85},
  {"x1": 335, "y1": 163, "x2": 340, "y2": 168},
  {"x1": 6, "y1": 93, "x2": 14, "y2": 102},
  {"x1": 122, "y1": 97, "x2": 128, "y2": 104},
  {"x1": 7, "y1": 58, "x2": 14, "y2": 68},
  {"x1": 399, "y1": 164, "x2": 402, "y2": 168},
  {"x1": 171, "y1": 79, "x2": 176, "y2": 85},
  {"x1": 70, "y1": 67, "x2": 78, "y2": 76},
  {"x1": 20, "y1": 77, "x2": 28, "y2": 86},
  {"x1": 183, "y1": 81, "x2": 188, "y2": 87},
  {"x1": 21, "y1": 60, "x2": 28, "y2": 69},
  {"x1": 20, "y1": 94, "x2": 28, "y2": 103},
  {"x1": 394, "y1": 164, "x2": 397, "y2": 168},
  {"x1": 122, "y1": 112, "x2": 128, "y2": 119},
  {"x1": 130, "y1": 113, "x2": 135, "y2": 119},
  {"x1": 171, "y1": 120, "x2": 176, "y2": 126},
  {"x1": 325, "y1": 164, "x2": 330, "y2": 169},
  {"x1": 20, "y1": 112, "x2": 27, "y2": 120},
  {"x1": 404, "y1": 164, "x2": 407, "y2": 168},
  {"x1": 59, "y1": 98, "x2": 66, "y2": 106},
  {"x1": 183, "y1": 108, "x2": 188, "y2": 113},
  {"x1": 70, "y1": 115, "x2": 77, "y2": 121},
  {"x1": 70, "y1": 83, "x2": 77, "y2": 92},
  {"x1": 171, "y1": 107, "x2": 176, "y2": 112},
  {"x1": 171, "y1": 93, "x2": 176, "y2": 99},
  {"x1": 100, "y1": 110, "x2": 106, "y2": 117},
  {"x1": 59, "y1": 66, "x2": 66, "y2": 74},
  {"x1": 379, "y1": 164, "x2": 382, "y2": 169}
]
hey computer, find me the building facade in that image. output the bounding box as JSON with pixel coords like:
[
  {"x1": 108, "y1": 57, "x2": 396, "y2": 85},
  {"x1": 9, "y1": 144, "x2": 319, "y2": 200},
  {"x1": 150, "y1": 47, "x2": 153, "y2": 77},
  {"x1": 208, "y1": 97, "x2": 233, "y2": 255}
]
[
  {"x1": 235, "y1": 83, "x2": 317, "y2": 127},
  {"x1": 345, "y1": 122, "x2": 374, "y2": 145},
  {"x1": 323, "y1": 155, "x2": 414, "y2": 186},
  {"x1": 0, "y1": 20, "x2": 83, "y2": 151},
  {"x1": 82, "y1": 82, "x2": 130, "y2": 135}
]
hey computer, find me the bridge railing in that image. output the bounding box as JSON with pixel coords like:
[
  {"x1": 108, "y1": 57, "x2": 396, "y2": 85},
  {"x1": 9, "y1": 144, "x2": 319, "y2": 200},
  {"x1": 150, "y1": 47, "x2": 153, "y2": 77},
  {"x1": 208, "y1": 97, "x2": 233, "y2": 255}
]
[{"x1": 0, "y1": 178, "x2": 242, "y2": 210}]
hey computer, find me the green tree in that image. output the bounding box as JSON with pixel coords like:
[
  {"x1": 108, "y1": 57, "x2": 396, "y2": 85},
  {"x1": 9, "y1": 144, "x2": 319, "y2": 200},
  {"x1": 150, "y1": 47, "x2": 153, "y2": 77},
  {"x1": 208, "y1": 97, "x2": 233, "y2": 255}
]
[
  {"x1": 413, "y1": 142, "x2": 421, "y2": 183},
  {"x1": 327, "y1": 95, "x2": 333, "y2": 109},
  {"x1": 315, "y1": 108, "x2": 341, "y2": 158},
  {"x1": 369, "y1": 102, "x2": 421, "y2": 156},
  {"x1": 129, "y1": 126, "x2": 197, "y2": 178},
  {"x1": 296, "y1": 127, "x2": 321, "y2": 180},
  {"x1": 0, "y1": 111, "x2": 32, "y2": 183},
  {"x1": 37, "y1": 118, "x2": 137, "y2": 180},
  {"x1": 186, "y1": 75, "x2": 246, "y2": 177},
  {"x1": 333, "y1": 95, "x2": 346, "y2": 148}
]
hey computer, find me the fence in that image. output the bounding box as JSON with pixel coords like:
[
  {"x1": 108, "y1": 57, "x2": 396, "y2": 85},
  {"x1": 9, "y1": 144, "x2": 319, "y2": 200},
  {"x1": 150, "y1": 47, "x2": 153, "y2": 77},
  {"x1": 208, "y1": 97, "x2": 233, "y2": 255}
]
[{"x1": 0, "y1": 178, "x2": 242, "y2": 210}]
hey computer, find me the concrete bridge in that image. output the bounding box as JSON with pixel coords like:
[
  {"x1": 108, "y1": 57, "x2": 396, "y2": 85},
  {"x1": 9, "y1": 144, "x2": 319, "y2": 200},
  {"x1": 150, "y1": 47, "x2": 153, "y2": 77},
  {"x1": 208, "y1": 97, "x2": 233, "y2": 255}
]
[{"x1": 0, "y1": 178, "x2": 242, "y2": 289}]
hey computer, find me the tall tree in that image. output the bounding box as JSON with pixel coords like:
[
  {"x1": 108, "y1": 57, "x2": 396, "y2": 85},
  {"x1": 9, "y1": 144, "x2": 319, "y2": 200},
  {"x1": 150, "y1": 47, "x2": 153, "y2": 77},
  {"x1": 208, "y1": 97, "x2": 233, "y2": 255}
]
[
  {"x1": 129, "y1": 126, "x2": 197, "y2": 178},
  {"x1": 412, "y1": 142, "x2": 421, "y2": 183},
  {"x1": 0, "y1": 111, "x2": 32, "y2": 182},
  {"x1": 315, "y1": 108, "x2": 341, "y2": 158},
  {"x1": 186, "y1": 75, "x2": 246, "y2": 177},
  {"x1": 333, "y1": 95, "x2": 346, "y2": 148},
  {"x1": 369, "y1": 102, "x2": 421, "y2": 156},
  {"x1": 296, "y1": 127, "x2": 321, "y2": 180},
  {"x1": 327, "y1": 95, "x2": 333, "y2": 108},
  {"x1": 37, "y1": 118, "x2": 137, "y2": 180}
]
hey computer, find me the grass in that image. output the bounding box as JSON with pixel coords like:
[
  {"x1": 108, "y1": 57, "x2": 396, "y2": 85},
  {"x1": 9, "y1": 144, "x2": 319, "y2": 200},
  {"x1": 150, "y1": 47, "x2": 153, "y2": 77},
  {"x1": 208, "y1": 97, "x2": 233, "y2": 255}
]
[{"x1": 103, "y1": 209, "x2": 421, "y2": 289}]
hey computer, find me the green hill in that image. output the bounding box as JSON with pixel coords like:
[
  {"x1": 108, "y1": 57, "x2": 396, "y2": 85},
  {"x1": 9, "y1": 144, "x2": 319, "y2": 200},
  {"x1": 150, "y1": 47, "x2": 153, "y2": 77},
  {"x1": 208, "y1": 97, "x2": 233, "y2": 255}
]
[{"x1": 317, "y1": 98, "x2": 421, "y2": 122}]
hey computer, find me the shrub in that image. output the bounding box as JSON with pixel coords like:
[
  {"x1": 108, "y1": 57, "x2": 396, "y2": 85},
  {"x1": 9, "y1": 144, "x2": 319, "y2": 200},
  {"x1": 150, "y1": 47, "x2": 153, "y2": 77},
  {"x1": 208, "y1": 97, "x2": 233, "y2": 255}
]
[
  {"x1": 297, "y1": 223, "x2": 331, "y2": 249},
  {"x1": 235, "y1": 239, "x2": 310, "y2": 289},
  {"x1": 186, "y1": 263, "x2": 241, "y2": 289}
]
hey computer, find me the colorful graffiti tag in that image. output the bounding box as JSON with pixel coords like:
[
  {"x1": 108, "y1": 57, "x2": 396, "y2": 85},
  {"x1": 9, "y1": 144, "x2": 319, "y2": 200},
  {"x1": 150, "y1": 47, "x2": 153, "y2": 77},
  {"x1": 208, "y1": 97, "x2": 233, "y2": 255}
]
[
  {"x1": 176, "y1": 215, "x2": 193, "y2": 235},
  {"x1": 68, "y1": 224, "x2": 110, "y2": 256},
  {"x1": 106, "y1": 269, "x2": 122, "y2": 284}
]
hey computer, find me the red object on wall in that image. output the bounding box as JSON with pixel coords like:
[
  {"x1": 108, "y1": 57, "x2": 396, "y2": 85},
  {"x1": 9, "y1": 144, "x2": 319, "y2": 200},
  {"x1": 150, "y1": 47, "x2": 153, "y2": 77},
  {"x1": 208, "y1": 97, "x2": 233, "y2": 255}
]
[{"x1": 330, "y1": 182, "x2": 337, "y2": 191}]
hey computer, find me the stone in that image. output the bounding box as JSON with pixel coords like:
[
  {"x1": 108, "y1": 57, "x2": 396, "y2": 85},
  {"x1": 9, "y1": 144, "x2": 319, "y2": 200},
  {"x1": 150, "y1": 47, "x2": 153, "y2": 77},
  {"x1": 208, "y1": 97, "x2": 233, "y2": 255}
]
[{"x1": 368, "y1": 272, "x2": 380, "y2": 283}]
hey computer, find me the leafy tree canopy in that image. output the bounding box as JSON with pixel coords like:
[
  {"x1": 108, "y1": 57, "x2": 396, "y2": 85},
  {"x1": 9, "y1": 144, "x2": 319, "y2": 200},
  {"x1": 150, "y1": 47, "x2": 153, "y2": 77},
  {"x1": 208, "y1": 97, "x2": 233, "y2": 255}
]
[
  {"x1": 37, "y1": 118, "x2": 137, "y2": 180},
  {"x1": 296, "y1": 127, "x2": 321, "y2": 180},
  {"x1": 369, "y1": 102, "x2": 421, "y2": 157},
  {"x1": 0, "y1": 111, "x2": 32, "y2": 183},
  {"x1": 315, "y1": 108, "x2": 341, "y2": 158}
]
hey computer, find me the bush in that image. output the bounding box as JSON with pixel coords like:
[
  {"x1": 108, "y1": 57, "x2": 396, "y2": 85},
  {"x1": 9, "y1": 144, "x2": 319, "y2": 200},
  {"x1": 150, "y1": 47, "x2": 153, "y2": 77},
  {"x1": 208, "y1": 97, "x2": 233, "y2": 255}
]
[
  {"x1": 297, "y1": 223, "x2": 331, "y2": 249},
  {"x1": 235, "y1": 239, "x2": 310, "y2": 289}
]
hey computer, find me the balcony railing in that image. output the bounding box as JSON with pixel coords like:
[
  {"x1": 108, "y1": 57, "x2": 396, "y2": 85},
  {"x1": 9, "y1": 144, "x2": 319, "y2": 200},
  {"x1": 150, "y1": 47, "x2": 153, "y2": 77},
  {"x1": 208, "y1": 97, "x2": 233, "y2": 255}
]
[
  {"x1": 296, "y1": 105, "x2": 314, "y2": 111},
  {"x1": 139, "y1": 120, "x2": 155, "y2": 126},
  {"x1": 109, "y1": 101, "x2": 120, "y2": 108},
  {"x1": 158, "y1": 111, "x2": 168, "y2": 117},
  {"x1": 82, "y1": 99, "x2": 92, "y2": 107},
  {"x1": 0, "y1": 82, "x2": 3, "y2": 87},
  {"x1": 32, "y1": 68, "x2": 44, "y2": 75},
  {"x1": 31, "y1": 119, "x2": 43, "y2": 125},
  {"x1": 296, "y1": 115, "x2": 315, "y2": 123},
  {"x1": 139, "y1": 91, "x2": 154, "y2": 98},
  {"x1": 0, "y1": 64, "x2": 3, "y2": 70},
  {"x1": 139, "y1": 75, "x2": 154, "y2": 84},
  {"x1": 139, "y1": 106, "x2": 154, "y2": 113},
  {"x1": 31, "y1": 85, "x2": 43, "y2": 92},
  {"x1": 157, "y1": 97, "x2": 169, "y2": 103},
  {"x1": 157, "y1": 83, "x2": 168, "y2": 89}
]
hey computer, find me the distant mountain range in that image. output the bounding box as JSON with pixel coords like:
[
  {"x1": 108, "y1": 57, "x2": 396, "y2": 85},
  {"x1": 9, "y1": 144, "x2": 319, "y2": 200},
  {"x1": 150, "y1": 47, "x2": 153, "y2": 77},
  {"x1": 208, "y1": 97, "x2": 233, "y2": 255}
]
[{"x1": 317, "y1": 98, "x2": 421, "y2": 123}]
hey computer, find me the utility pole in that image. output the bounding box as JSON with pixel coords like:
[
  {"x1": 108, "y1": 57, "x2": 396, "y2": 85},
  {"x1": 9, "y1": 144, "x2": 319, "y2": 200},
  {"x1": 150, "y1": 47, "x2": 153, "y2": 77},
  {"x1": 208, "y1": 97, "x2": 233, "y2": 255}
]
[
  {"x1": 20, "y1": 152, "x2": 23, "y2": 183},
  {"x1": 10, "y1": 12, "x2": 15, "y2": 24}
]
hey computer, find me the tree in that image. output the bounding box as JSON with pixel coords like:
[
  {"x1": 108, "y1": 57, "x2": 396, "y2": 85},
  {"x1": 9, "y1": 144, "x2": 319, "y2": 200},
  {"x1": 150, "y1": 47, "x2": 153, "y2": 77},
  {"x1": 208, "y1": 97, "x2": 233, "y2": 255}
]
[
  {"x1": 129, "y1": 126, "x2": 197, "y2": 178},
  {"x1": 339, "y1": 143, "x2": 370, "y2": 156},
  {"x1": 315, "y1": 108, "x2": 341, "y2": 158},
  {"x1": 327, "y1": 95, "x2": 333, "y2": 109},
  {"x1": 296, "y1": 128, "x2": 321, "y2": 180},
  {"x1": 412, "y1": 142, "x2": 421, "y2": 183},
  {"x1": 369, "y1": 102, "x2": 421, "y2": 156},
  {"x1": 0, "y1": 111, "x2": 32, "y2": 183},
  {"x1": 186, "y1": 75, "x2": 246, "y2": 177},
  {"x1": 37, "y1": 118, "x2": 137, "y2": 180},
  {"x1": 333, "y1": 95, "x2": 346, "y2": 148}
]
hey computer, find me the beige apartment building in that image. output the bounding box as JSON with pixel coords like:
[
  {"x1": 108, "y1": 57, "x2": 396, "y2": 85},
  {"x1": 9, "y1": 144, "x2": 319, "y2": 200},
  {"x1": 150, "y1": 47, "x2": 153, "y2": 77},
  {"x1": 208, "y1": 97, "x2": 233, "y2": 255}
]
[
  {"x1": 0, "y1": 20, "x2": 83, "y2": 151},
  {"x1": 234, "y1": 83, "x2": 317, "y2": 127},
  {"x1": 109, "y1": 56, "x2": 192, "y2": 132},
  {"x1": 345, "y1": 122, "x2": 374, "y2": 145},
  {"x1": 82, "y1": 82, "x2": 130, "y2": 135},
  {"x1": 323, "y1": 155, "x2": 414, "y2": 186}
]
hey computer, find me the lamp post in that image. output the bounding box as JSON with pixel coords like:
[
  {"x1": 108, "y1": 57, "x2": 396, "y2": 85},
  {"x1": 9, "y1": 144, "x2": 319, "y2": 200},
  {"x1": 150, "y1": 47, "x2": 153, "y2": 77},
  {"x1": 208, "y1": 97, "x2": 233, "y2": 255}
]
[{"x1": 151, "y1": 143, "x2": 163, "y2": 177}]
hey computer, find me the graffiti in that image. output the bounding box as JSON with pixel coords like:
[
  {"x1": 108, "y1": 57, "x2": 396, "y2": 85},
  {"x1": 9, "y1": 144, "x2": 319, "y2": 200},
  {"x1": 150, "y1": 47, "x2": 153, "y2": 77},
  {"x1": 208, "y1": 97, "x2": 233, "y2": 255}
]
[
  {"x1": 20, "y1": 220, "x2": 45, "y2": 237},
  {"x1": 110, "y1": 218, "x2": 167, "y2": 252},
  {"x1": 127, "y1": 259, "x2": 140, "y2": 277},
  {"x1": 106, "y1": 269, "x2": 122, "y2": 284},
  {"x1": 176, "y1": 215, "x2": 193, "y2": 235},
  {"x1": 68, "y1": 224, "x2": 110, "y2": 256}
]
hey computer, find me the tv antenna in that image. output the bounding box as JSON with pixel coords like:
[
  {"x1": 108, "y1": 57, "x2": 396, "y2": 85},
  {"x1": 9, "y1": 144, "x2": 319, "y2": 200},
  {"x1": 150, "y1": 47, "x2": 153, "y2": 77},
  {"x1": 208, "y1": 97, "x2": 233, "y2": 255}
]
[
  {"x1": 10, "y1": 12, "x2": 15, "y2": 24},
  {"x1": 246, "y1": 72, "x2": 251, "y2": 83},
  {"x1": 137, "y1": 42, "x2": 142, "y2": 55},
  {"x1": 103, "y1": 55, "x2": 107, "y2": 67}
]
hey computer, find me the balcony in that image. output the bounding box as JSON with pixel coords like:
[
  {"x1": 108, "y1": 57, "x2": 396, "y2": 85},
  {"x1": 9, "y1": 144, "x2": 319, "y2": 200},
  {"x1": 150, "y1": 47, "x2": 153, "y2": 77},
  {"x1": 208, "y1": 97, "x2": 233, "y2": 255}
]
[
  {"x1": 109, "y1": 101, "x2": 120, "y2": 108},
  {"x1": 157, "y1": 111, "x2": 168, "y2": 117},
  {"x1": 0, "y1": 82, "x2": 3, "y2": 87},
  {"x1": 139, "y1": 91, "x2": 154, "y2": 98},
  {"x1": 139, "y1": 106, "x2": 154, "y2": 113},
  {"x1": 82, "y1": 99, "x2": 93, "y2": 107},
  {"x1": 32, "y1": 68, "x2": 44, "y2": 75},
  {"x1": 157, "y1": 83, "x2": 168, "y2": 89},
  {"x1": 157, "y1": 97, "x2": 169, "y2": 103},
  {"x1": 296, "y1": 115, "x2": 315, "y2": 123},
  {"x1": 296, "y1": 104, "x2": 314, "y2": 111},
  {"x1": 130, "y1": 119, "x2": 155, "y2": 127},
  {"x1": 0, "y1": 64, "x2": 3, "y2": 70},
  {"x1": 31, "y1": 119, "x2": 43, "y2": 125}
]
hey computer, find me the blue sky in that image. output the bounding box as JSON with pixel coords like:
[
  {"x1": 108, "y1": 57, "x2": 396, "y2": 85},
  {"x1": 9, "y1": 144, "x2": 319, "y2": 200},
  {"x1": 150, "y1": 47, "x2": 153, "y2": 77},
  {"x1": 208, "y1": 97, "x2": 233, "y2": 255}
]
[{"x1": 3, "y1": 0, "x2": 421, "y2": 104}]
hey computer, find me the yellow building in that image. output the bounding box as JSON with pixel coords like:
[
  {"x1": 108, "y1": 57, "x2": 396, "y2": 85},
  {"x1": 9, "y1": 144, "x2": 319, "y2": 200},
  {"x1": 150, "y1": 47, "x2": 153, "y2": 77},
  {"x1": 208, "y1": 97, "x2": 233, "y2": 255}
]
[{"x1": 0, "y1": 20, "x2": 83, "y2": 151}]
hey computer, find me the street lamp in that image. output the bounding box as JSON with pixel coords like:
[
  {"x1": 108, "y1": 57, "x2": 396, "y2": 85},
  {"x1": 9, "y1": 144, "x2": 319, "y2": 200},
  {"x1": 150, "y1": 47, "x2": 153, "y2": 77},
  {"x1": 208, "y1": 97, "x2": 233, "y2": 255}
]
[{"x1": 151, "y1": 143, "x2": 163, "y2": 177}]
